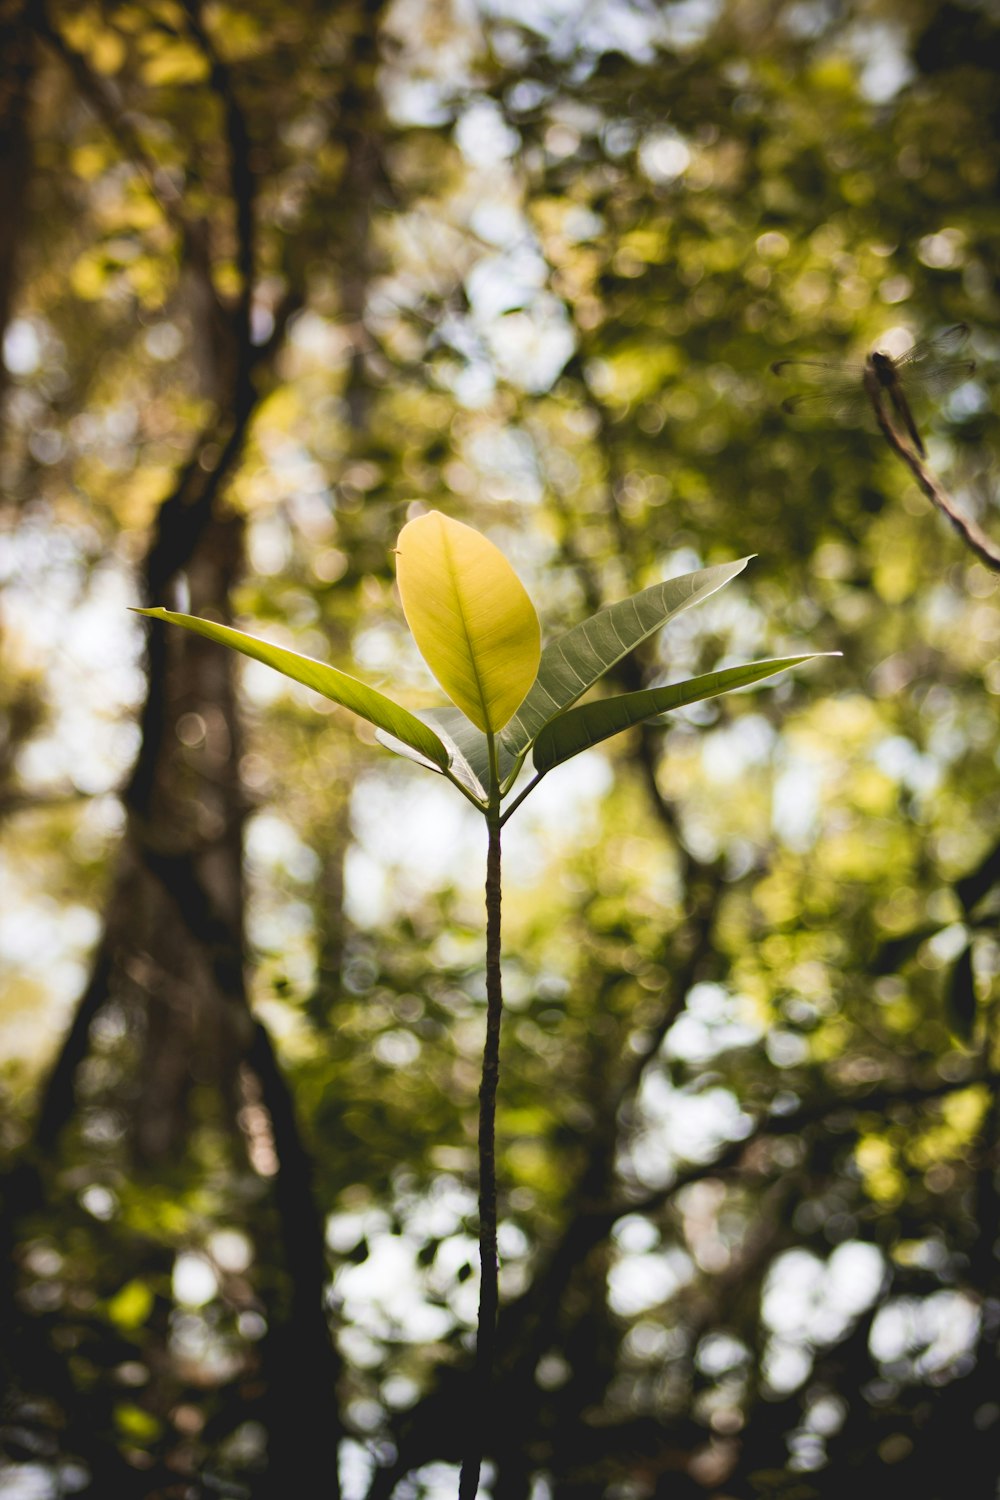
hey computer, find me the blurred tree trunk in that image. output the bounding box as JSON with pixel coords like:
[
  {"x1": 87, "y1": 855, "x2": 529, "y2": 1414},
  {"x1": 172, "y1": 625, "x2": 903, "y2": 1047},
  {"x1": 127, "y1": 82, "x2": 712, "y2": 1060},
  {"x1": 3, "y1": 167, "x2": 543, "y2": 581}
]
[
  {"x1": 0, "y1": 0, "x2": 35, "y2": 413},
  {"x1": 4, "y1": 4, "x2": 384, "y2": 1492},
  {"x1": 0, "y1": 0, "x2": 40, "y2": 1423},
  {"x1": 306, "y1": 0, "x2": 389, "y2": 1015}
]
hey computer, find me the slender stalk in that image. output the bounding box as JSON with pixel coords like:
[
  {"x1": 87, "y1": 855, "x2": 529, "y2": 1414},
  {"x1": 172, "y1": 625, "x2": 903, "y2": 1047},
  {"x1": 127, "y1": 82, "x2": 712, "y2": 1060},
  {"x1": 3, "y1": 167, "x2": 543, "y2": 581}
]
[
  {"x1": 499, "y1": 768, "x2": 547, "y2": 827},
  {"x1": 459, "y1": 742, "x2": 504, "y2": 1500}
]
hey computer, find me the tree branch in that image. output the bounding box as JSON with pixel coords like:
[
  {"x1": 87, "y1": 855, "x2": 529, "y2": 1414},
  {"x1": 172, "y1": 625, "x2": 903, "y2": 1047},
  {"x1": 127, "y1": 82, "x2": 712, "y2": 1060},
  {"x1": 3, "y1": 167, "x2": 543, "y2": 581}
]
[
  {"x1": 618, "y1": 1066, "x2": 999, "y2": 1222},
  {"x1": 34, "y1": 4, "x2": 192, "y2": 242},
  {"x1": 32, "y1": 930, "x2": 116, "y2": 1151},
  {"x1": 864, "y1": 365, "x2": 1000, "y2": 573},
  {"x1": 180, "y1": 0, "x2": 255, "y2": 352}
]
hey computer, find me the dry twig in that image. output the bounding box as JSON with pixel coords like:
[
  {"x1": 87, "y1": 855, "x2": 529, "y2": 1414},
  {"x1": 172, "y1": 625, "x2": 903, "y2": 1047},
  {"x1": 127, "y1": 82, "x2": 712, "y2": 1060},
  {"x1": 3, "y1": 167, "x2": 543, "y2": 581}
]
[{"x1": 863, "y1": 364, "x2": 1000, "y2": 573}]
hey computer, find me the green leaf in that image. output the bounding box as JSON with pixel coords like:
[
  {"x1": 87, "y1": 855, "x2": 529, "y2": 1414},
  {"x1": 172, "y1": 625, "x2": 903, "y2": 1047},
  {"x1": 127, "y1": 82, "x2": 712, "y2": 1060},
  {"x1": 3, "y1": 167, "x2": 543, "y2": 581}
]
[
  {"x1": 132, "y1": 608, "x2": 449, "y2": 769},
  {"x1": 375, "y1": 709, "x2": 484, "y2": 803},
  {"x1": 424, "y1": 708, "x2": 519, "y2": 798},
  {"x1": 370, "y1": 728, "x2": 452, "y2": 782},
  {"x1": 501, "y1": 558, "x2": 752, "y2": 759},
  {"x1": 532, "y1": 655, "x2": 833, "y2": 773},
  {"x1": 395, "y1": 511, "x2": 541, "y2": 734},
  {"x1": 376, "y1": 708, "x2": 520, "y2": 804}
]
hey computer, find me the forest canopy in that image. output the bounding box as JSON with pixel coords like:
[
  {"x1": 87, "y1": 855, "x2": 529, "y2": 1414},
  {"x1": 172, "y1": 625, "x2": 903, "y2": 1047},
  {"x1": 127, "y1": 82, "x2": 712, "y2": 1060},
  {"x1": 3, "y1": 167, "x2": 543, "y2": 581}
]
[{"x1": 1, "y1": 1, "x2": 999, "y2": 1498}]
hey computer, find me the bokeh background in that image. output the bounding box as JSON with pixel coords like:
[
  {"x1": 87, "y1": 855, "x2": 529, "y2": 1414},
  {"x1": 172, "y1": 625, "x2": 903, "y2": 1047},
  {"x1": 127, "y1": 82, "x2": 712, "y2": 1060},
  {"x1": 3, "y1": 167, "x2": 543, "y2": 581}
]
[{"x1": 2, "y1": 1, "x2": 1000, "y2": 1496}]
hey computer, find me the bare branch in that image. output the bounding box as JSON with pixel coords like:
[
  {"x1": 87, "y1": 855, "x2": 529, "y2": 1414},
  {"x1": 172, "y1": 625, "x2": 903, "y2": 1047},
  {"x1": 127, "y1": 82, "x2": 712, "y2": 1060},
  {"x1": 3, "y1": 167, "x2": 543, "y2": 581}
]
[
  {"x1": 34, "y1": 7, "x2": 191, "y2": 240},
  {"x1": 864, "y1": 365, "x2": 1000, "y2": 574},
  {"x1": 0, "y1": 786, "x2": 90, "y2": 817},
  {"x1": 618, "y1": 1066, "x2": 1000, "y2": 1223},
  {"x1": 181, "y1": 0, "x2": 255, "y2": 347}
]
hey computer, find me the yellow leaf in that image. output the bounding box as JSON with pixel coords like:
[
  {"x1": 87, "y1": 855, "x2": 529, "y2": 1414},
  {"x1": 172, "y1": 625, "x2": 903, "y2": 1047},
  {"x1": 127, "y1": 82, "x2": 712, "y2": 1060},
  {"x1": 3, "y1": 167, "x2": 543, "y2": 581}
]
[
  {"x1": 396, "y1": 511, "x2": 540, "y2": 734},
  {"x1": 91, "y1": 29, "x2": 126, "y2": 75},
  {"x1": 71, "y1": 143, "x2": 112, "y2": 181},
  {"x1": 141, "y1": 41, "x2": 209, "y2": 86},
  {"x1": 203, "y1": 6, "x2": 268, "y2": 59},
  {"x1": 70, "y1": 250, "x2": 110, "y2": 300}
]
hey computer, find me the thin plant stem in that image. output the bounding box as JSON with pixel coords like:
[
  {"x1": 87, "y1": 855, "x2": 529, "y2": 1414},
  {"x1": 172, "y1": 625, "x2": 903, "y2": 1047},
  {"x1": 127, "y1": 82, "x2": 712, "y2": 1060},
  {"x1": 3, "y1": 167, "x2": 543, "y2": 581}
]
[
  {"x1": 459, "y1": 759, "x2": 504, "y2": 1500},
  {"x1": 499, "y1": 768, "x2": 547, "y2": 827}
]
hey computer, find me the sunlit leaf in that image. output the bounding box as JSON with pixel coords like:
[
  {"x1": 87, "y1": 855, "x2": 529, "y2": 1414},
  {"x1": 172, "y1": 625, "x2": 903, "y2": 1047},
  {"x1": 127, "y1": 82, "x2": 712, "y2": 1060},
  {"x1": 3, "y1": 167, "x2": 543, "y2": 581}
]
[
  {"x1": 424, "y1": 707, "x2": 519, "y2": 797},
  {"x1": 376, "y1": 707, "x2": 519, "y2": 804},
  {"x1": 141, "y1": 41, "x2": 209, "y2": 87},
  {"x1": 502, "y1": 558, "x2": 753, "y2": 758},
  {"x1": 395, "y1": 511, "x2": 541, "y2": 734},
  {"x1": 376, "y1": 708, "x2": 487, "y2": 803},
  {"x1": 370, "y1": 729, "x2": 450, "y2": 781},
  {"x1": 132, "y1": 608, "x2": 449, "y2": 769},
  {"x1": 532, "y1": 655, "x2": 834, "y2": 772}
]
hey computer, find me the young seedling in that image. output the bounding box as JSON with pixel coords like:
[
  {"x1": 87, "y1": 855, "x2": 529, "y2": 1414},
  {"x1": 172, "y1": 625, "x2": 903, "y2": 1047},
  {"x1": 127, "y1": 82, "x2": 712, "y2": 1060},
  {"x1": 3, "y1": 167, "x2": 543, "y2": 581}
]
[{"x1": 134, "y1": 510, "x2": 833, "y2": 1497}]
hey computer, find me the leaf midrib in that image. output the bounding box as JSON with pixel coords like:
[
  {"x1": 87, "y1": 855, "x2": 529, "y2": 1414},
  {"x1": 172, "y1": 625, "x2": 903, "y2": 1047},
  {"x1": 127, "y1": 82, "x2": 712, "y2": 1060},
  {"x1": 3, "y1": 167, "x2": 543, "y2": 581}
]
[{"x1": 441, "y1": 522, "x2": 492, "y2": 731}]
